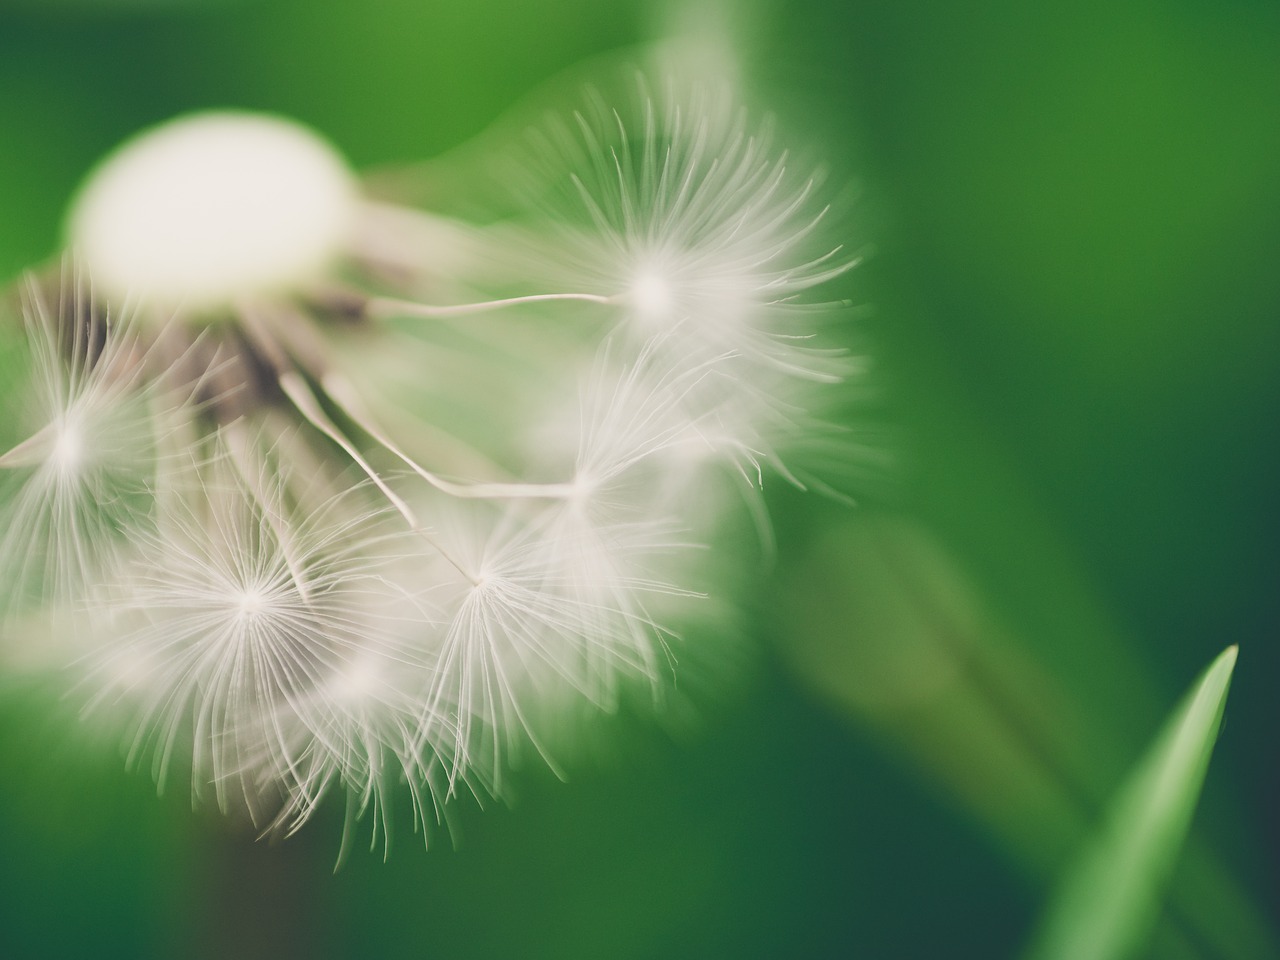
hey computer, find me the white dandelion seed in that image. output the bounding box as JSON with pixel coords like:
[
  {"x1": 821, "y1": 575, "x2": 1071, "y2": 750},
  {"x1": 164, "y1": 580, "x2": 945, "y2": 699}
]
[
  {"x1": 427, "y1": 79, "x2": 868, "y2": 499},
  {"x1": 84, "y1": 439, "x2": 436, "y2": 830},
  {"x1": 0, "y1": 271, "x2": 199, "y2": 615},
  {"x1": 500, "y1": 83, "x2": 856, "y2": 374},
  {"x1": 415, "y1": 500, "x2": 696, "y2": 795}
]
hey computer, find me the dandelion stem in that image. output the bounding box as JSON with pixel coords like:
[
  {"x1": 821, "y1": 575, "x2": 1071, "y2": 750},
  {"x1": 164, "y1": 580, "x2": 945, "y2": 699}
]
[
  {"x1": 366, "y1": 291, "x2": 615, "y2": 320},
  {"x1": 258, "y1": 303, "x2": 523, "y2": 485},
  {"x1": 222, "y1": 423, "x2": 312, "y2": 601},
  {"x1": 240, "y1": 302, "x2": 489, "y2": 580},
  {"x1": 320, "y1": 371, "x2": 579, "y2": 501},
  {"x1": 0, "y1": 424, "x2": 59, "y2": 469},
  {"x1": 276, "y1": 370, "x2": 475, "y2": 582}
]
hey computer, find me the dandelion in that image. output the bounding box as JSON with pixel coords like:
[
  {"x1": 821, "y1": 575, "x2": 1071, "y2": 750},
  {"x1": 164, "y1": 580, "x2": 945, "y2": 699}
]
[{"x1": 0, "y1": 68, "x2": 865, "y2": 846}]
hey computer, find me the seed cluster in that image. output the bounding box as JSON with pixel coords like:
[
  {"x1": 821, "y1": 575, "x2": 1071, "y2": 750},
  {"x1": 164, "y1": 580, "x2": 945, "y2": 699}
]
[{"x1": 0, "y1": 81, "x2": 864, "y2": 845}]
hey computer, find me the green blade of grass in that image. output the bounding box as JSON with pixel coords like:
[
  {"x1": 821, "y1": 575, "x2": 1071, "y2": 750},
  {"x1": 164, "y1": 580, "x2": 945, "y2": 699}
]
[{"x1": 1024, "y1": 645, "x2": 1239, "y2": 960}]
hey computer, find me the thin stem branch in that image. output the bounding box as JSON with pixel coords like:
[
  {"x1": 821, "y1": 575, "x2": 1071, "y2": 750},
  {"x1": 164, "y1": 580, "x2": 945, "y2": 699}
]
[{"x1": 367, "y1": 291, "x2": 615, "y2": 320}]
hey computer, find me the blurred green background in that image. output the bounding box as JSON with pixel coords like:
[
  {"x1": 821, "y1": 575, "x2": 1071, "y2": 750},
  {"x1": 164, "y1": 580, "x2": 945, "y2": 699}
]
[{"x1": 0, "y1": 1, "x2": 1276, "y2": 957}]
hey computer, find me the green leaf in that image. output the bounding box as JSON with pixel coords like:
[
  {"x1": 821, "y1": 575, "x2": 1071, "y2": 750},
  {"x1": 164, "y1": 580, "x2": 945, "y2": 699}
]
[{"x1": 1024, "y1": 645, "x2": 1239, "y2": 960}]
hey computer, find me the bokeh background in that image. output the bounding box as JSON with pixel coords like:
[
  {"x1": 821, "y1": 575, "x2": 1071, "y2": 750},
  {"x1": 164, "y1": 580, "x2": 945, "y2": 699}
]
[{"x1": 0, "y1": 1, "x2": 1276, "y2": 957}]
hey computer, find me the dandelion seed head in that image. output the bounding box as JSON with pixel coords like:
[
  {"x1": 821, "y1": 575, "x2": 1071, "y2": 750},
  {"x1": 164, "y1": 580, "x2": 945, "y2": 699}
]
[
  {"x1": 67, "y1": 111, "x2": 358, "y2": 311},
  {"x1": 3, "y1": 60, "x2": 873, "y2": 847}
]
